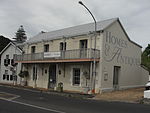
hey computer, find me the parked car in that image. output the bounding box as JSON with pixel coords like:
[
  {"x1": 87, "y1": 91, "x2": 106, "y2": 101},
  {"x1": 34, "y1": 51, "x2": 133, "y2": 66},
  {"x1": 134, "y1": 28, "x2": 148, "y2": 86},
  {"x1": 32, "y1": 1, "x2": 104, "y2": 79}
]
[
  {"x1": 144, "y1": 81, "x2": 150, "y2": 98},
  {"x1": 145, "y1": 81, "x2": 150, "y2": 90}
]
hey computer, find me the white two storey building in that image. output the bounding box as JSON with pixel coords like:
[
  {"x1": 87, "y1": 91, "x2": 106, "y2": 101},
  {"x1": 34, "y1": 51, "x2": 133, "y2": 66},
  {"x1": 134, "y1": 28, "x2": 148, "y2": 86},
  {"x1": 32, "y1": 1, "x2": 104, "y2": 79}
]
[{"x1": 15, "y1": 18, "x2": 149, "y2": 93}]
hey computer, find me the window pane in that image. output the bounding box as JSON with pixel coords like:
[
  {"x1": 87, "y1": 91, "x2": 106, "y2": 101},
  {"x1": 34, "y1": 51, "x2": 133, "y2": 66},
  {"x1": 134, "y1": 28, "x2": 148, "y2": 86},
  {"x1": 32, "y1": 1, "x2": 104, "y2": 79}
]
[
  {"x1": 6, "y1": 55, "x2": 9, "y2": 59},
  {"x1": 44, "y1": 44, "x2": 49, "y2": 52},
  {"x1": 31, "y1": 46, "x2": 36, "y2": 53},
  {"x1": 7, "y1": 75, "x2": 9, "y2": 80},
  {"x1": 5, "y1": 70, "x2": 8, "y2": 75},
  {"x1": 10, "y1": 75, "x2": 13, "y2": 81},
  {"x1": 60, "y1": 42, "x2": 63, "y2": 50},
  {"x1": 73, "y1": 68, "x2": 80, "y2": 85},
  {"x1": 60, "y1": 42, "x2": 66, "y2": 50},
  {"x1": 3, "y1": 74, "x2": 5, "y2": 80},
  {"x1": 80, "y1": 40, "x2": 87, "y2": 49}
]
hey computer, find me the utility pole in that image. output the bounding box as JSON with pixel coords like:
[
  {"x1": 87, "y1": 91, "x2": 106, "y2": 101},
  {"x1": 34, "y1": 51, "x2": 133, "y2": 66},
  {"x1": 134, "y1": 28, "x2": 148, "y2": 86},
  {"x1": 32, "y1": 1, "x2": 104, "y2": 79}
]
[{"x1": 79, "y1": 1, "x2": 97, "y2": 93}]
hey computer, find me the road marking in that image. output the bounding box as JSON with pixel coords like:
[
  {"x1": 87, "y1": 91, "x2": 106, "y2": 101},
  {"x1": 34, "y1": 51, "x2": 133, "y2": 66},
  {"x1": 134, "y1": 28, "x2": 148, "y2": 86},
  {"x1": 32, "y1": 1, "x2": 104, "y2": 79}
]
[
  {"x1": 0, "y1": 86, "x2": 67, "y2": 113},
  {"x1": 0, "y1": 92, "x2": 20, "y2": 100},
  {"x1": 1, "y1": 99, "x2": 66, "y2": 113},
  {"x1": 0, "y1": 85, "x2": 43, "y2": 93}
]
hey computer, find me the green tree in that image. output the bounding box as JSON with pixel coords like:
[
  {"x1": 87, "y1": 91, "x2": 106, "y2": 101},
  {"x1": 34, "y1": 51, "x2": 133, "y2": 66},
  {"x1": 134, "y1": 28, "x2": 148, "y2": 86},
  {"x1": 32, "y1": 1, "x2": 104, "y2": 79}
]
[
  {"x1": 14, "y1": 25, "x2": 27, "y2": 43},
  {"x1": 142, "y1": 44, "x2": 150, "y2": 74}
]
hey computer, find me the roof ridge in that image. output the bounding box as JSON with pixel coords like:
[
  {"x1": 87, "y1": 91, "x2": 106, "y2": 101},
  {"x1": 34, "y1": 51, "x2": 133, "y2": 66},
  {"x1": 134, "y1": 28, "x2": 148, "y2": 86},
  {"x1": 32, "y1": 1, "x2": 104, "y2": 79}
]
[
  {"x1": 46, "y1": 17, "x2": 118, "y2": 33},
  {"x1": 27, "y1": 17, "x2": 118, "y2": 43}
]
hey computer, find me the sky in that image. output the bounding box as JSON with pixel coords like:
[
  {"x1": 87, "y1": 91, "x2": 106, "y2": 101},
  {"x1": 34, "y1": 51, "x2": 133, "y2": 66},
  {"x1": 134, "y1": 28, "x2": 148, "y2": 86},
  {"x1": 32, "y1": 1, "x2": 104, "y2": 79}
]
[{"x1": 0, "y1": 0, "x2": 150, "y2": 49}]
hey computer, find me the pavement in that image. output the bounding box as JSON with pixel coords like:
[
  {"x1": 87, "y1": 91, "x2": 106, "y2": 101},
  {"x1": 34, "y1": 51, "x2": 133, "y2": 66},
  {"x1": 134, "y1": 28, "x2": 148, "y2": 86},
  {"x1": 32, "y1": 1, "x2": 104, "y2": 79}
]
[
  {"x1": 94, "y1": 87, "x2": 145, "y2": 103},
  {"x1": 0, "y1": 85, "x2": 150, "y2": 113},
  {"x1": 0, "y1": 83, "x2": 93, "y2": 99}
]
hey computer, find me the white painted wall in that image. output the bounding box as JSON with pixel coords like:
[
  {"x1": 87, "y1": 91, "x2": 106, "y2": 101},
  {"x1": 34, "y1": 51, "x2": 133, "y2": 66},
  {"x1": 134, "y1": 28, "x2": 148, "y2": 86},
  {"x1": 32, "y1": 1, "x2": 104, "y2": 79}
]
[
  {"x1": 57, "y1": 63, "x2": 91, "y2": 92},
  {"x1": 100, "y1": 21, "x2": 149, "y2": 92},
  {"x1": 0, "y1": 44, "x2": 22, "y2": 84},
  {"x1": 25, "y1": 64, "x2": 49, "y2": 89}
]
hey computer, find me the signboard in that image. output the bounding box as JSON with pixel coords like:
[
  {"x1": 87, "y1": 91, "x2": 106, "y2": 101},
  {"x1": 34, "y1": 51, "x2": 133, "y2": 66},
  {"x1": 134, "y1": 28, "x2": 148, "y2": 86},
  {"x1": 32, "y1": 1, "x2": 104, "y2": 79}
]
[{"x1": 44, "y1": 52, "x2": 61, "y2": 58}]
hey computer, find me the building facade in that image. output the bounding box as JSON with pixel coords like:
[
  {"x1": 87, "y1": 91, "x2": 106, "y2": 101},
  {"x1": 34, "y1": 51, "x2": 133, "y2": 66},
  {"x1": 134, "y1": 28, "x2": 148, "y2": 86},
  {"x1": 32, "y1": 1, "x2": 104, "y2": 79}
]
[
  {"x1": 15, "y1": 18, "x2": 149, "y2": 93},
  {"x1": 0, "y1": 42, "x2": 22, "y2": 84}
]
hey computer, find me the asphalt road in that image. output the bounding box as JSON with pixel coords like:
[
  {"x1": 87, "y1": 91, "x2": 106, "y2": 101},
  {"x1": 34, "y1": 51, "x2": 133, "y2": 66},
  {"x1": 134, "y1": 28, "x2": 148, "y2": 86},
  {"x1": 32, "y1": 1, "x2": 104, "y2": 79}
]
[{"x1": 0, "y1": 85, "x2": 150, "y2": 113}]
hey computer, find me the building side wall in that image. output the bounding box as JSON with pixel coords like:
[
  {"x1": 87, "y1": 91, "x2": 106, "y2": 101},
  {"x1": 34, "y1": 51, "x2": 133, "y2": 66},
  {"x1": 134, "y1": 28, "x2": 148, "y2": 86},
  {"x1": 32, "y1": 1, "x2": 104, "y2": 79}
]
[
  {"x1": 100, "y1": 21, "x2": 148, "y2": 91},
  {"x1": 141, "y1": 67, "x2": 149, "y2": 84}
]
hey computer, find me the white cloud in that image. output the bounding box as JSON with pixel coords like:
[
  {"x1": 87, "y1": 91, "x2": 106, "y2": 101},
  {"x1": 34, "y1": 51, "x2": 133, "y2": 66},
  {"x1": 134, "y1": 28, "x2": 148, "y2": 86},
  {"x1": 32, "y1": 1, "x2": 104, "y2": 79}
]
[{"x1": 0, "y1": 0, "x2": 149, "y2": 48}]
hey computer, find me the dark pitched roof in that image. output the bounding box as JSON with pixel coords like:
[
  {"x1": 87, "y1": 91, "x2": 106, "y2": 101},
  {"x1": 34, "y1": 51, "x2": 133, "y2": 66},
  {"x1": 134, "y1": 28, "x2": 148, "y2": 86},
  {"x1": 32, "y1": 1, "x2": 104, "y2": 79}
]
[{"x1": 0, "y1": 35, "x2": 11, "y2": 52}]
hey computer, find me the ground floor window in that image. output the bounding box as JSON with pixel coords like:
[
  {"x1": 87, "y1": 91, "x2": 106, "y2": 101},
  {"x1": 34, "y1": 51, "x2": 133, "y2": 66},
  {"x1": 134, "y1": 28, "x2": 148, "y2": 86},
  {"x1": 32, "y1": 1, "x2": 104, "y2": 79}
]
[
  {"x1": 3, "y1": 74, "x2": 6, "y2": 80},
  {"x1": 3, "y1": 70, "x2": 9, "y2": 80},
  {"x1": 2, "y1": 70, "x2": 15, "y2": 81},
  {"x1": 33, "y1": 65, "x2": 37, "y2": 80},
  {"x1": 7, "y1": 75, "x2": 9, "y2": 80},
  {"x1": 73, "y1": 68, "x2": 80, "y2": 85},
  {"x1": 10, "y1": 75, "x2": 13, "y2": 81}
]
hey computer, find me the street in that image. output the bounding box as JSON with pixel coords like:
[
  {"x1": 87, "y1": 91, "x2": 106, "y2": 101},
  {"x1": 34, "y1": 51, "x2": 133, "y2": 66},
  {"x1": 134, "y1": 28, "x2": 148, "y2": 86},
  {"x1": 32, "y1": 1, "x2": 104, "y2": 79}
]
[{"x1": 0, "y1": 85, "x2": 150, "y2": 113}]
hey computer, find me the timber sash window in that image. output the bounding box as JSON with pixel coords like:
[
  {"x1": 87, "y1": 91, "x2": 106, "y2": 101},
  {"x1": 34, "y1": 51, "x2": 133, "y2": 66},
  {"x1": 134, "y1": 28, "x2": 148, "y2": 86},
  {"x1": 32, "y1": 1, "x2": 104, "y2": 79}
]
[
  {"x1": 60, "y1": 42, "x2": 66, "y2": 51},
  {"x1": 80, "y1": 39, "x2": 87, "y2": 49},
  {"x1": 6, "y1": 55, "x2": 9, "y2": 59},
  {"x1": 4, "y1": 55, "x2": 10, "y2": 66},
  {"x1": 44, "y1": 44, "x2": 49, "y2": 52},
  {"x1": 80, "y1": 40, "x2": 88, "y2": 58},
  {"x1": 10, "y1": 75, "x2": 13, "y2": 81},
  {"x1": 31, "y1": 46, "x2": 36, "y2": 53},
  {"x1": 33, "y1": 65, "x2": 37, "y2": 80},
  {"x1": 3, "y1": 70, "x2": 8, "y2": 80},
  {"x1": 73, "y1": 68, "x2": 80, "y2": 85},
  {"x1": 7, "y1": 75, "x2": 9, "y2": 80},
  {"x1": 3, "y1": 74, "x2": 6, "y2": 80}
]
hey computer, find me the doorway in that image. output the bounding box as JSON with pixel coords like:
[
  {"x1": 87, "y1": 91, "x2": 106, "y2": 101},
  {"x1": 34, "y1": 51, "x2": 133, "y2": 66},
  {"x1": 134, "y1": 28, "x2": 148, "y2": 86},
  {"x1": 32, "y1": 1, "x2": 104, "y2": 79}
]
[
  {"x1": 80, "y1": 39, "x2": 88, "y2": 58},
  {"x1": 33, "y1": 65, "x2": 37, "y2": 88},
  {"x1": 48, "y1": 64, "x2": 56, "y2": 89},
  {"x1": 113, "y1": 66, "x2": 121, "y2": 90}
]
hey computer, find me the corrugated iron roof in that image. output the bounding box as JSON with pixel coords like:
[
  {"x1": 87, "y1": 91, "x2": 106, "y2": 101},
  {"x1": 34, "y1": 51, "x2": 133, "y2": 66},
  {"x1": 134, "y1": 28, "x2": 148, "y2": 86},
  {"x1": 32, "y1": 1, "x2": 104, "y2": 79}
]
[{"x1": 27, "y1": 18, "x2": 118, "y2": 43}]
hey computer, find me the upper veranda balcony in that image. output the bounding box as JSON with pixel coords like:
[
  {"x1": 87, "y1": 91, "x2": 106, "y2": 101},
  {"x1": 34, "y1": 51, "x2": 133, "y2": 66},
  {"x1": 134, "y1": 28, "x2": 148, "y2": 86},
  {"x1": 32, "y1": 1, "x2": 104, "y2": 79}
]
[{"x1": 14, "y1": 48, "x2": 100, "y2": 63}]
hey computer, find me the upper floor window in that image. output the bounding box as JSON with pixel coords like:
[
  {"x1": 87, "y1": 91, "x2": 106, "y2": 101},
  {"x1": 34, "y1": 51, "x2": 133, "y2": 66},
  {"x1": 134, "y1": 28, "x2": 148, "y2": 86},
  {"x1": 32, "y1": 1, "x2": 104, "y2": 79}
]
[
  {"x1": 60, "y1": 42, "x2": 66, "y2": 51},
  {"x1": 44, "y1": 44, "x2": 49, "y2": 52},
  {"x1": 31, "y1": 46, "x2": 36, "y2": 53},
  {"x1": 80, "y1": 39, "x2": 87, "y2": 49},
  {"x1": 5, "y1": 70, "x2": 8, "y2": 75},
  {"x1": 6, "y1": 55, "x2": 9, "y2": 59},
  {"x1": 4, "y1": 55, "x2": 10, "y2": 66}
]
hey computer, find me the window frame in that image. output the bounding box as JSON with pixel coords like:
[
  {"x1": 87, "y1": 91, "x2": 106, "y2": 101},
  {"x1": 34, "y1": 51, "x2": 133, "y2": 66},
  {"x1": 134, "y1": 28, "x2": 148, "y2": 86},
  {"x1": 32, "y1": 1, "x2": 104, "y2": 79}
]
[
  {"x1": 44, "y1": 44, "x2": 49, "y2": 52},
  {"x1": 72, "y1": 68, "x2": 80, "y2": 86},
  {"x1": 31, "y1": 46, "x2": 36, "y2": 53},
  {"x1": 80, "y1": 39, "x2": 88, "y2": 49},
  {"x1": 6, "y1": 55, "x2": 9, "y2": 59},
  {"x1": 60, "y1": 42, "x2": 66, "y2": 51},
  {"x1": 10, "y1": 75, "x2": 13, "y2": 81},
  {"x1": 33, "y1": 65, "x2": 37, "y2": 80}
]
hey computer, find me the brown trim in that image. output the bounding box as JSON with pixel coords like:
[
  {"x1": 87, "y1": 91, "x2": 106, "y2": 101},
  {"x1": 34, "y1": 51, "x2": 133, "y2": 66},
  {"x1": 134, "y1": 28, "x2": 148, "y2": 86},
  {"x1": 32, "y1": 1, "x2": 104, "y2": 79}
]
[{"x1": 15, "y1": 58, "x2": 100, "y2": 64}]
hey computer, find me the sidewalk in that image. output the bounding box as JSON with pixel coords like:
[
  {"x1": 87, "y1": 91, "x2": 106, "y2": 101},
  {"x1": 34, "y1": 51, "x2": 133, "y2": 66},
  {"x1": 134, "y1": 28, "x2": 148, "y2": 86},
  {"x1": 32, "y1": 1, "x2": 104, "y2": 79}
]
[
  {"x1": 0, "y1": 83, "x2": 94, "y2": 99},
  {"x1": 0, "y1": 83, "x2": 146, "y2": 103},
  {"x1": 93, "y1": 87, "x2": 144, "y2": 103}
]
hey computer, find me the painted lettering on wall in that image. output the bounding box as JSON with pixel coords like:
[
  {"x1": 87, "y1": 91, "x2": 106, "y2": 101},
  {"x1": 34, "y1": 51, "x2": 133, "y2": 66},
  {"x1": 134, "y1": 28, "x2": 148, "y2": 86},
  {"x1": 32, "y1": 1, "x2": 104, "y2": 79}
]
[
  {"x1": 104, "y1": 31, "x2": 140, "y2": 66},
  {"x1": 106, "y1": 31, "x2": 128, "y2": 48}
]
